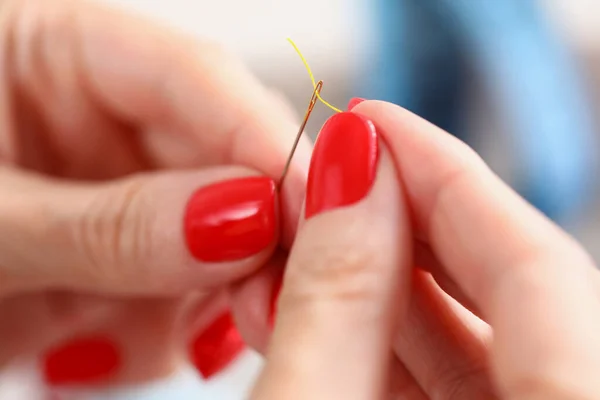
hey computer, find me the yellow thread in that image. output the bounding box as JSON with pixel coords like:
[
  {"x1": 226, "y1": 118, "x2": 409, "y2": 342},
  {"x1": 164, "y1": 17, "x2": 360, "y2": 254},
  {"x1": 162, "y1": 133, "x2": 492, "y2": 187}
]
[{"x1": 287, "y1": 38, "x2": 342, "y2": 113}]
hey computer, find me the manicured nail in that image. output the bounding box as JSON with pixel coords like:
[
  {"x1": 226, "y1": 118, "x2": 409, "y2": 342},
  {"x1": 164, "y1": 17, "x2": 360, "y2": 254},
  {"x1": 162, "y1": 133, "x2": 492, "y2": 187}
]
[
  {"x1": 306, "y1": 112, "x2": 379, "y2": 218},
  {"x1": 347, "y1": 97, "x2": 366, "y2": 110},
  {"x1": 184, "y1": 176, "x2": 277, "y2": 262},
  {"x1": 43, "y1": 336, "x2": 121, "y2": 385},
  {"x1": 190, "y1": 311, "x2": 245, "y2": 379},
  {"x1": 268, "y1": 273, "x2": 283, "y2": 329}
]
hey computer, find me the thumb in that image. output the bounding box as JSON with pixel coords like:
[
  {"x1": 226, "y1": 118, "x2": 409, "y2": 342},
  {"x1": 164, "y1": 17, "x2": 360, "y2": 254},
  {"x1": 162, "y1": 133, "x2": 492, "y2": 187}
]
[
  {"x1": 252, "y1": 112, "x2": 412, "y2": 399},
  {"x1": 0, "y1": 166, "x2": 278, "y2": 295}
]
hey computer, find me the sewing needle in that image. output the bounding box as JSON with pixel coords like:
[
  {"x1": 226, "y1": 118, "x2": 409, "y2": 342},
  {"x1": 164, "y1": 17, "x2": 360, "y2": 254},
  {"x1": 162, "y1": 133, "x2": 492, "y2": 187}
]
[{"x1": 278, "y1": 80, "x2": 323, "y2": 190}]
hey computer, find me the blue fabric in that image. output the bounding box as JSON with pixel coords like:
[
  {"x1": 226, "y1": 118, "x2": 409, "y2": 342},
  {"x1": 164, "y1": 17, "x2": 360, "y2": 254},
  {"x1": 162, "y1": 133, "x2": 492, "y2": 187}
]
[{"x1": 364, "y1": 0, "x2": 597, "y2": 222}]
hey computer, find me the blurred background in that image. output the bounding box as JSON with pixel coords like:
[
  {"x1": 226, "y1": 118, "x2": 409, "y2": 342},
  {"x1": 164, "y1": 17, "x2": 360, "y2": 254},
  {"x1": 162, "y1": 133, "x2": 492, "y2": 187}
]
[
  {"x1": 99, "y1": 0, "x2": 600, "y2": 259},
  {"x1": 5, "y1": 0, "x2": 599, "y2": 398}
]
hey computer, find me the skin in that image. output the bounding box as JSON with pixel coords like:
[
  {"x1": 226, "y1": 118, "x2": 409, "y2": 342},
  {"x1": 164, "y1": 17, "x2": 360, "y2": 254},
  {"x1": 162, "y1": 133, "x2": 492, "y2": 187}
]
[
  {"x1": 0, "y1": 0, "x2": 310, "y2": 383},
  {"x1": 2, "y1": 0, "x2": 600, "y2": 398},
  {"x1": 245, "y1": 101, "x2": 600, "y2": 399}
]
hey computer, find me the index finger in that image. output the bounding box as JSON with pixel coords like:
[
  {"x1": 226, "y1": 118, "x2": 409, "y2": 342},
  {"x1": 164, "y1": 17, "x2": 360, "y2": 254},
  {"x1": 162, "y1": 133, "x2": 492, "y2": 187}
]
[
  {"x1": 7, "y1": 0, "x2": 310, "y2": 167},
  {"x1": 353, "y1": 101, "x2": 600, "y2": 396},
  {"x1": 5, "y1": 0, "x2": 310, "y2": 244}
]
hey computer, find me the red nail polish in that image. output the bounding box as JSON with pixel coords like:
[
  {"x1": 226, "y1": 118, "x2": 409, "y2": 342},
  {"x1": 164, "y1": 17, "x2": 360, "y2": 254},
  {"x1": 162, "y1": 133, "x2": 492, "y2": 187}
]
[
  {"x1": 347, "y1": 97, "x2": 366, "y2": 110},
  {"x1": 268, "y1": 273, "x2": 283, "y2": 329},
  {"x1": 184, "y1": 176, "x2": 277, "y2": 262},
  {"x1": 190, "y1": 311, "x2": 245, "y2": 379},
  {"x1": 43, "y1": 336, "x2": 121, "y2": 385},
  {"x1": 306, "y1": 112, "x2": 379, "y2": 218}
]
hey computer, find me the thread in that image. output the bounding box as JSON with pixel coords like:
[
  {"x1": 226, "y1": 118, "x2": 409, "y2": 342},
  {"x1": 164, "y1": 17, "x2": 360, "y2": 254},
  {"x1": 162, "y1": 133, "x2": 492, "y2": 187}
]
[
  {"x1": 278, "y1": 80, "x2": 323, "y2": 187},
  {"x1": 287, "y1": 38, "x2": 342, "y2": 113}
]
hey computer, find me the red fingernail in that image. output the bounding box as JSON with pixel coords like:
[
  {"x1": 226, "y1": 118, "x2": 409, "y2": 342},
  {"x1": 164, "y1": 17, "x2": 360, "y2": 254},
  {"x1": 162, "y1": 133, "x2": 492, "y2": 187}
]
[
  {"x1": 306, "y1": 112, "x2": 379, "y2": 218},
  {"x1": 268, "y1": 273, "x2": 283, "y2": 329},
  {"x1": 347, "y1": 97, "x2": 366, "y2": 110},
  {"x1": 190, "y1": 311, "x2": 245, "y2": 379},
  {"x1": 43, "y1": 336, "x2": 121, "y2": 385},
  {"x1": 184, "y1": 176, "x2": 277, "y2": 262}
]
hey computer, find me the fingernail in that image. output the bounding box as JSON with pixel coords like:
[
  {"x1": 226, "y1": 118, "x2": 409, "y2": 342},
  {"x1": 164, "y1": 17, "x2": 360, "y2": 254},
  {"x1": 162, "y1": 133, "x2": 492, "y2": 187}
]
[
  {"x1": 268, "y1": 273, "x2": 283, "y2": 329},
  {"x1": 190, "y1": 311, "x2": 245, "y2": 379},
  {"x1": 184, "y1": 176, "x2": 277, "y2": 262},
  {"x1": 347, "y1": 97, "x2": 366, "y2": 110},
  {"x1": 43, "y1": 336, "x2": 121, "y2": 385},
  {"x1": 306, "y1": 112, "x2": 379, "y2": 218}
]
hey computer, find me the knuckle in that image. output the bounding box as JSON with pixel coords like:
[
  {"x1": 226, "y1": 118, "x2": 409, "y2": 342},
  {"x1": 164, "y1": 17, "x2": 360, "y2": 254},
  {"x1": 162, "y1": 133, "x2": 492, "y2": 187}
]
[
  {"x1": 8, "y1": 0, "x2": 75, "y2": 85},
  {"x1": 74, "y1": 177, "x2": 152, "y2": 281},
  {"x1": 487, "y1": 239, "x2": 592, "y2": 311},
  {"x1": 428, "y1": 152, "x2": 487, "y2": 236},
  {"x1": 479, "y1": 245, "x2": 549, "y2": 309},
  {"x1": 286, "y1": 236, "x2": 385, "y2": 309}
]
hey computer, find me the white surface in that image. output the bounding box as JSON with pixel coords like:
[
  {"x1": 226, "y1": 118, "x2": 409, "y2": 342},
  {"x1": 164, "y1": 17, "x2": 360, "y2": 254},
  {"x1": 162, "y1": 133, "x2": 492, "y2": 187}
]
[{"x1": 0, "y1": 361, "x2": 47, "y2": 400}]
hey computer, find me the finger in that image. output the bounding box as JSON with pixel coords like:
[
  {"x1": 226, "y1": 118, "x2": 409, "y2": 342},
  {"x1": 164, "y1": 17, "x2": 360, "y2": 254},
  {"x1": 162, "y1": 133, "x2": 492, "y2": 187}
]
[
  {"x1": 414, "y1": 240, "x2": 480, "y2": 317},
  {"x1": 5, "y1": 0, "x2": 311, "y2": 169},
  {"x1": 3, "y1": 0, "x2": 311, "y2": 245},
  {"x1": 388, "y1": 357, "x2": 428, "y2": 400},
  {"x1": 253, "y1": 112, "x2": 412, "y2": 399},
  {"x1": 184, "y1": 291, "x2": 230, "y2": 341},
  {"x1": 0, "y1": 166, "x2": 278, "y2": 295},
  {"x1": 183, "y1": 292, "x2": 249, "y2": 380},
  {"x1": 42, "y1": 297, "x2": 185, "y2": 386},
  {"x1": 395, "y1": 270, "x2": 496, "y2": 399},
  {"x1": 230, "y1": 249, "x2": 286, "y2": 354},
  {"x1": 354, "y1": 101, "x2": 600, "y2": 397},
  {"x1": 40, "y1": 292, "x2": 233, "y2": 386},
  {"x1": 0, "y1": 291, "x2": 116, "y2": 366},
  {"x1": 232, "y1": 239, "x2": 480, "y2": 356}
]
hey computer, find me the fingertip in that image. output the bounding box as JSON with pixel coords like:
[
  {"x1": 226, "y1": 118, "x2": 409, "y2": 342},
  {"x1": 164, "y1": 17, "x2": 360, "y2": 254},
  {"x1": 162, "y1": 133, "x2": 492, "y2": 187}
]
[
  {"x1": 189, "y1": 311, "x2": 245, "y2": 380},
  {"x1": 115, "y1": 168, "x2": 281, "y2": 294},
  {"x1": 183, "y1": 176, "x2": 277, "y2": 263},
  {"x1": 42, "y1": 336, "x2": 122, "y2": 386},
  {"x1": 254, "y1": 120, "x2": 410, "y2": 398}
]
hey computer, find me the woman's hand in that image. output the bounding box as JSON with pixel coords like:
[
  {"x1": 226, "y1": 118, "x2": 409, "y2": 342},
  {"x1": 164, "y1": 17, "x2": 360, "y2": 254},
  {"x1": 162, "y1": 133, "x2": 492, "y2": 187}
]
[
  {"x1": 0, "y1": 0, "x2": 310, "y2": 385},
  {"x1": 244, "y1": 101, "x2": 600, "y2": 399}
]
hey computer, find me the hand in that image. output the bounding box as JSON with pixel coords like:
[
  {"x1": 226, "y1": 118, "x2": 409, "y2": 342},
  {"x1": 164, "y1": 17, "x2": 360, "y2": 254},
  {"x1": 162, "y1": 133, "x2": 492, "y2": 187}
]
[
  {"x1": 241, "y1": 101, "x2": 600, "y2": 399},
  {"x1": 0, "y1": 0, "x2": 310, "y2": 385}
]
